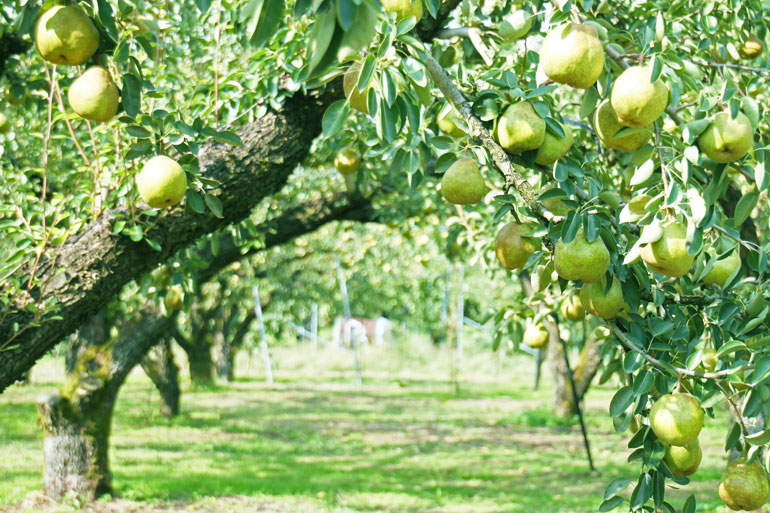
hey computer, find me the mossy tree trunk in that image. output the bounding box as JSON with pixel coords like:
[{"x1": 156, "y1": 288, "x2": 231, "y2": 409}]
[
  {"x1": 37, "y1": 307, "x2": 173, "y2": 500},
  {"x1": 550, "y1": 329, "x2": 603, "y2": 416},
  {"x1": 140, "y1": 338, "x2": 180, "y2": 417},
  {"x1": 216, "y1": 300, "x2": 257, "y2": 381}
]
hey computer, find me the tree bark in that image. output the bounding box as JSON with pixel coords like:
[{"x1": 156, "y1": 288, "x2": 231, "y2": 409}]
[
  {"x1": 37, "y1": 307, "x2": 173, "y2": 500},
  {"x1": 140, "y1": 339, "x2": 180, "y2": 417},
  {"x1": 0, "y1": 86, "x2": 340, "y2": 393},
  {"x1": 216, "y1": 311, "x2": 256, "y2": 381},
  {"x1": 551, "y1": 330, "x2": 603, "y2": 416}
]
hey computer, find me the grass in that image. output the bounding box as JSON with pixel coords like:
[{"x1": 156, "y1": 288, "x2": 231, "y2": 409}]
[{"x1": 0, "y1": 338, "x2": 737, "y2": 512}]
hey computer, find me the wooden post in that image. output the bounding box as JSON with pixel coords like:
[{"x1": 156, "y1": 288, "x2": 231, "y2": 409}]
[
  {"x1": 251, "y1": 286, "x2": 273, "y2": 384},
  {"x1": 456, "y1": 264, "x2": 464, "y2": 358},
  {"x1": 336, "y1": 259, "x2": 362, "y2": 385},
  {"x1": 440, "y1": 270, "x2": 449, "y2": 346}
]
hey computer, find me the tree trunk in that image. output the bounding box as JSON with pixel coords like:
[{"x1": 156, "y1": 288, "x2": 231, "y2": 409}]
[
  {"x1": 550, "y1": 329, "x2": 603, "y2": 416},
  {"x1": 140, "y1": 339, "x2": 180, "y2": 417},
  {"x1": 188, "y1": 345, "x2": 215, "y2": 385}
]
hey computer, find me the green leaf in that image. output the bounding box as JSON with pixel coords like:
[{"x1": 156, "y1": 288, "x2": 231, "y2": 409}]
[
  {"x1": 336, "y1": 0, "x2": 357, "y2": 31},
  {"x1": 204, "y1": 194, "x2": 224, "y2": 219},
  {"x1": 580, "y1": 86, "x2": 599, "y2": 119},
  {"x1": 610, "y1": 386, "x2": 634, "y2": 417},
  {"x1": 145, "y1": 237, "x2": 162, "y2": 252},
  {"x1": 650, "y1": 55, "x2": 662, "y2": 82},
  {"x1": 186, "y1": 189, "x2": 206, "y2": 214},
  {"x1": 246, "y1": 0, "x2": 285, "y2": 48},
  {"x1": 682, "y1": 495, "x2": 696, "y2": 513},
  {"x1": 599, "y1": 496, "x2": 624, "y2": 512},
  {"x1": 746, "y1": 428, "x2": 770, "y2": 446},
  {"x1": 201, "y1": 127, "x2": 244, "y2": 146},
  {"x1": 127, "y1": 224, "x2": 143, "y2": 242},
  {"x1": 121, "y1": 74, "x2": 142, "y2": 119},
  {"x1": 604, "y1": 478, "x2": 631, "y2": 500},
  {"x1": 322, "y1": 100, "x2": 350, "y2": 138},
  {"x1": 304, "y1": 5, "x2": 337, "y2": 76},
  {"x1": 125, "y1": 126, "x2": 151, "y2": 138},
  {"x1": 733, "y1": 189, "x2": 759, "y2": 225},
  {"x1": 95, "y1": 0, "x2": 119, "y2": 41}
]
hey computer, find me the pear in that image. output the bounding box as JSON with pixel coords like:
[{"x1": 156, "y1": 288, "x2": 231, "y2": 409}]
[
  {"x1": 697, "y1": 112, "x2": 754, "y2": 163},
  {"x1": 553, "y1": 227, "x2": 610, "y2": 283},
  {"x1": 0, "y1": 112, "x2": 10, "y2": 134},
  {"x1": 6, "y1": 86, "x2": 25, "y2": 106},
  {"x1": 701, "y1": 348, "x2": 718, "y2": 372},
  {"x1": 594, "y1": 100, "x2": 653, "y2": 152},
  {"x1": 68, "y1": 66, "x2": 120, "y2": 122},
  {"x1": 494, "y1": 222, "x2": 540, "y2": 270},
  {"x1": 703, "y1": 250, "x2": 741, "y2": 287},
  {"x1": 535, "y1": 124, "x2": 573, "y2": 166},
  {"x1": 496, "y1": 102, "x2": 545, "y2": 154},
  {"x1": 719, "y1": 458, "x2": 770, "y2": 511},
  {"x1": 579, "y1": 275, "x2": 625, "y2": 319},
  {"x1": 739, "y1": 35, "x2": 764, "y2": 60},
  {"x1": 500, "y1": 10, "x2": 533, "y2": 41},
  {"x1": 35, "y1": 5, "x2": 100, "y2": 66},
  {"x1": 440, "y1": 158, "x2": 486, "y2": 205},
  {"x1": 343, "y1": 61, "x2": 371, "y2": 115},
  {"x1": 381, "y1": 0, "x2": 423, "y2": 22},
  {"x1": 523, "y1": 322, "x2": 549, "y2": 349},
  {"x1": 560, "y1": 295, "x2": 585, "y2": 321},
  {"x1": 437, "y1": 111, "x2": 466, "y2": 138},
  {"x1": 640, "y1": 221, "x2": 694, "y2": 278},
  {"x1": 664, "y1": 439, "x2": 702, "y2": 477},
  {"x1": 610, "y1": 66, "x2": 669, "y2": 127},
  {"x1": 649, "y1": 393, "x2": 704, "y2": 447},
  {"x1": 136, "y1": 156, "x2": 187, "y2": 208},
  {"x1": 539, "y1": 23, "x2": 605, "y2": 89},
  {"x1": 334, "y1": 148, "x2": 361, "y2": 176},
  {"x1": 164, "y1": 285, "x2": 183, "y2": 311},
  {"x1": 541, "y1": 185, "x2": 571, "y2": 216}
]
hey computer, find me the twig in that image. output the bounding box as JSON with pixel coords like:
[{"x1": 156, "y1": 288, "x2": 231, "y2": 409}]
[{"x1": 690, "y1": 59, "x2": 770, "y2": 75}]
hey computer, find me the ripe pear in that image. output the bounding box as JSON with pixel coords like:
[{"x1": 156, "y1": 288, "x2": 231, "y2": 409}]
[
  {"x1": 649, "y1": 393, "x2": 704, "y2": 447},
  {"x1": 500, "y1": 10, "x2": 533, "y2": 41},
  {"x1": 164, "y1": 285, "x2": 183, "y2": 311},
  {"x1": 594, "y1": 100, "x2": 652, "y2": 152},
  {"x1": 697, "y1": 112, "x2": 754, "y2": 163},
  {"x1": 35, "y1": 5, "x2": 100, "y2": 66},
  {"x1": 719, "y1": 458, "x2": 769, "y2": 511},
  {"x1": 381, "y1": 0, "x2": 423, "y2": 22},
  {"x1": 496, "y1": 102, "x2": 545, "y2": 154},
  {"x1": 437, "y1": 112, "x2": 465, "y2": 138},
  {"x1": 610, "y1": 66, "x2": 669, "y2": 127},
  {"x1": 523, "y1": 322, "x2": 549, "y2": 349},
  {"x1": 560, "y1": 294, "x2": 585, "y2": 321},
  {"x1": 440, "y1": 158, "x2": 486, "y2": 205},
  {"x1": 535, "y1": 124, "x2": 573, "y2": 166},
  {"x1": 494, "y1": 222, "x2": 540, "y2": 270},
  {"x1": 739, "y1": 35, "x2": 764, "y2": 60},
  {"x1": 640, "y1": 221, "x2": 694, "y2": 278},
  {"x1": 703, "y1": 250, "x2": 741, "y2": 287},
  {"x1": 68, "y1": 66, "x2": 119, "y2": 122},
  {"x1": 0, "y1": 112, "x2": 10, "y2": 134},
  {"x1": 539, "y1": 23, "x2": 605, "y2": 89},
  {"x1": 343, "y1": 61, "x2": 371, "y2": 115},
  {"x1": 334, "y1": 148, "x2": 361, "y2": 176},
  {"x1": 553, "y1": 227, "x2": 610, "y2": 283},
  {"x1": 579, "y1": 275, "x2": 625, "y2": 319},
  {"x1": 137, "y1": 156, "x2": 187, "y2": 208},
  {"x1": 664, "y1": 439, "x2": 702, "y2": 477}
]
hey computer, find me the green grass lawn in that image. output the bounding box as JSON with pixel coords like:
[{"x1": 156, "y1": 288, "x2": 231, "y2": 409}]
[{"x1": 0, "y1": 340, "x2": 736, "y2": 512}]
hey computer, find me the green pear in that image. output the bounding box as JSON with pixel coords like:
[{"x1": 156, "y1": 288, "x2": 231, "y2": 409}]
[
  {"x1": 701, "y1": 348, "x2": 718, "y2": 371},
  {"x1": 541, "y1": 185, "x2": 571, "y2": 216},
  {"x1": 553, "y1": 227, "x2": 610, "y2": 283},
  {"x1": 0, "y1": 112, "x2": 10, "y2": 134},
  {"x1": 610, "y1": 66, "x2": 669, "y2": 127},
  {"x1": 719, "y1": 458, "x2": 769, "y2": 511},
  {"x1": 381, "y1": 0, "x2": 423, "y2": 22},
  {"x1": 35, "y1": 5, "x2": 100, "y2": 66},
  {"x1": 496, "y1": 102, "x2": 545, "y2": 154},
  {"x1": 703, "y1": 250, "x2": 741, "y2": 287},
  {"x1": 68, "y1": 66, "x2": 119, "y2": 123},
  {"x1": 437, "y1": 111, "x2": 466, "y2": 138},
  {"x1": 494, "y1": 222, "x2": 540, "y2": 270},
  {"x1": 343, "y1": 61, "x2": 371, "y2": 115},
  {"x1": 560, "y1": 295, "x2": 585, "y2": 321},
  {"x1": 6, "y1": 85, "x2": 25, "y2": 106},
  {"x1": 664, "y1": 439, "x2": 702, "y2": 477},
  {"x1": 500, "y1": 10, "x2": 533, "y2": 41},
  {"x1": 594, "y1": 100, "x2": 653, "y2": 152},
  {"x1": 739, "y1": 34, "x2": 764, "y2": 59},
  {"x1": 440, "y1": 158, "x2": 486, "y2": 205},
  {"x1": 579, "y1": 275, "x2": 625, "y2": 319},
  {"x1": 334, "y1": 148, "x2": 361, "y2": 176},
  {"x1": 164, "y1": 285, "x2": 183, "y2": 311},
  {"x1": 697, "y1": 112, "x2": 754, "y2": 163},
  {"x1": 523, "y1": 322, "x2": 549, "y2": 349},
  {"x1": 640, "y1": 221, "x2": 694, "y2": 278},
  {"x1": 649, "y1": 393, "x2": 704, "y2": 447},
  {"x1": 535, "y1": 124, "x2": 573, "y2": 166},
  {"x1": 137, "y1": 156, "x2": 187, "y2": 208},
  {"x1": 539, "y1": 23, "x2": 605, "y2": 89}
]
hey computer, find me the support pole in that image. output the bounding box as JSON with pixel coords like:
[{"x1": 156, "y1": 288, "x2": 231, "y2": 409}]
[
  {"x1": 533, "y1": 348, "x2": 544, "y2": 391},
  {"x1": 311, "y1": 303, "x2": 318, "y2": 349},
  {"x1": 559, "y1": 337, "x2": 594, "y2": 471},
  {"x1": 336, "y1": 258, "x2": 362, "y2": 385},
  {"x1": 456, "y1": 264, "x2": 464, "y2": 358},
  {"x1": 252, "y1": 286, "x2": 273, "y2": 384}
]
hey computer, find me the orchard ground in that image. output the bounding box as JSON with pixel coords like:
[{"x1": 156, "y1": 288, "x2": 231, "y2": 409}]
[{"x1": 0, "y1": 338, "x2": 737, "y2": 513}]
